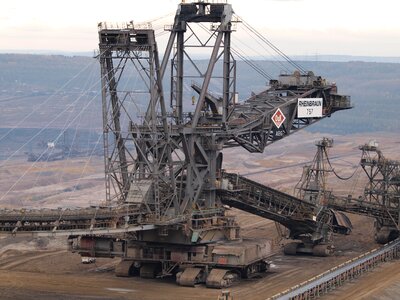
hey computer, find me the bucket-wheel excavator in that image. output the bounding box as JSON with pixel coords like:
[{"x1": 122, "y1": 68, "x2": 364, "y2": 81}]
[{"x1": 0, "y1": 1, "x2": 352, "y2": 288}]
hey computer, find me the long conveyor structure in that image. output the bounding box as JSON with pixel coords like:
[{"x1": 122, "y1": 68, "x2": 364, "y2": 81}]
[
  {"x1": 0, "y1": 206, "x2": 154, "y2": 236},
  {"x1": 219, "y1": 172, "x2": 352, "y2": 256},
  {"x1": 0, "y1": 0, "x2": 357, "y2": 288}
]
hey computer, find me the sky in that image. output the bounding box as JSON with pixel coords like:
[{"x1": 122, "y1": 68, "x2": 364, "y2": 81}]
[{"x1": 1, "y1": 0, "x2": 400, "y2": 57}]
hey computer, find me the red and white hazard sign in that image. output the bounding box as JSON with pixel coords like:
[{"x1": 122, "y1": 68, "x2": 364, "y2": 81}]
[{"x1": 271, "y1": 108, "x2": 285, "y2": 129}]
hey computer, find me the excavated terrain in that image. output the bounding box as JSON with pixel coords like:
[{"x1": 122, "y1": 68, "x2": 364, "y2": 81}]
[{"x1": 0, "y1": 131, "x2": 399, "y2": 299}]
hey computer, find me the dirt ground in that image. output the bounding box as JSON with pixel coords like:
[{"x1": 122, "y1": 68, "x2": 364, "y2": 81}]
[
  {"x1": 0, "y1": 212, "x2": 395, "y2": 300},
  {"x1": 0, "y1": 131, "x2": 400, "y2": 299},
  {"x1": 325, "y1": 260, "x2": 400, "y2": 300}
]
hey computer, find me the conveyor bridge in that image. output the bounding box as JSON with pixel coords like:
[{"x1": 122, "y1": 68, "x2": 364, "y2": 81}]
[
  {"x1": 0, "y1": 173, "x2": 354, "y2": 240},
  {"x1": 219, "y1": 172, "x2": 352, "y2": 239}
]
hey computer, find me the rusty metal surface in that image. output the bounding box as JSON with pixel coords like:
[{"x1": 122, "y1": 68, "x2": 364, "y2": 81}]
[
  {"x1": 219, "y1": 172, "x2": 318, "y2": 234},
  {"x1": 176, "y1": 267, "x2": 204, "y2": 286},
  {"x1": 0, "y1": 1, "x2": 356, "y2": 288},
  {"x1": 206, "y1": 268, "x2": 231, "y2": 288},
  {"x1": 115, "y1": 260, "x2": 134, "y2": 277},
  {"x1": 331, "y1": 210, "x2": 352, "y2": 230}
]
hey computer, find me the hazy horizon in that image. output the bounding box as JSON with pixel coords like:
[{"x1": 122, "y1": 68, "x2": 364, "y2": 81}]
[
  {"x1": 1, "y1": 0, "x2": 400, "y2": 57},
  {"x1": 1, "y1": 51, "x2": 400, "y2": 64}
]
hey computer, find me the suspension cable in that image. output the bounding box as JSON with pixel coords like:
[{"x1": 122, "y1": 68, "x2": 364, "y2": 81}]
[
  {"x1": 231, "y1": 48, "x2": 273, "y2": 80},
  {"x1": 0, "y1": 60, "x2": 108, "y2": 167},
  {"x1": 236, "y1": 15, "x2": 307, "y2": 74},
  {"x1": 0, "y1": 84, "x2": 102, "y2": 203},
  {"x1": 239, "y1": 24, "x2": 291, "y2": 74},
  {"x1": 198, "y1": 23, "x2": 273, "y2": 80},
  {"x1": 0, "y1": 56, "x2": 99, "y2": 144},
  {"x1": 326, "y1": 154, "x2": 360, "y2": 181}
]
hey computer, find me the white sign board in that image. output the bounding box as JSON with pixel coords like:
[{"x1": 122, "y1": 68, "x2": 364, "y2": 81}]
[{"x1": 297, "y1": 98, "x2": 323, "y2": 118}]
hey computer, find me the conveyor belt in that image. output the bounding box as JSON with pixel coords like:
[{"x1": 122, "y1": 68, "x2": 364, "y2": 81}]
[
  {"x1": 269, "y1": 238, "x2": 400, "y2": 299},
  {"x1": 219, "y1": 173, "x2": 319, "y2": 234},
  {"x1": 1, "y1": 172, "x2": 356, "y2": 238},
  {"x1": 0, "y1": 205, "x2": 153, "y2": 236},
  {"x1": 219, "y1": 173, "x2": 352, "y2": 236},
  {"x1": 328, "y1": 195, "x2": 399, "y2": 225}
]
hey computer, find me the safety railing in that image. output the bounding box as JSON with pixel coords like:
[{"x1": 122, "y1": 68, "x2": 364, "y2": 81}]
[{"x1": 269, "y1": 238, "x2": 400, "y2": 300}]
